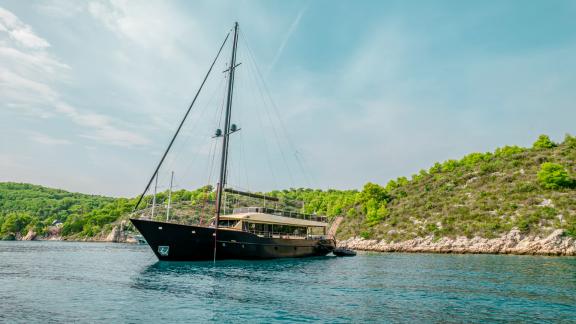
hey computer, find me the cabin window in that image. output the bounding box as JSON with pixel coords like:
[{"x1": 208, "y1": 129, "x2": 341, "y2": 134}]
[
  {"x1": 244, "y1": 222, "x2": 310, "y2": 237},
  {"x1": 218, "y1": 220, "x2": 238, "y2": 228}
]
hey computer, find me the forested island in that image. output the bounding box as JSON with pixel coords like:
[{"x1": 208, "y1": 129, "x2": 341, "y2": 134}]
[{"x1": 1, "y1": 134, "x2": 575, "y2": 255}]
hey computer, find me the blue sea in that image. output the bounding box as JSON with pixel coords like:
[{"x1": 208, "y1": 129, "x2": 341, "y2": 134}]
[{"x1": 0, "y1": 241, "x2": 574, "y2": 323}]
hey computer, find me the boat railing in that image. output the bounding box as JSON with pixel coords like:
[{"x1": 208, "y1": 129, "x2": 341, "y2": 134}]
[
  {"x1": 246, "y1": 228, "x2": 322, "y2": 239},
  {"x1": 232, "y1": 207, "x2": 327, "y2": 223}
]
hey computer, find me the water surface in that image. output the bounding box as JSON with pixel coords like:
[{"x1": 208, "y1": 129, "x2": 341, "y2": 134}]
[{"x1": 0, "y1": 241, "x2": 574, "y2": 323}]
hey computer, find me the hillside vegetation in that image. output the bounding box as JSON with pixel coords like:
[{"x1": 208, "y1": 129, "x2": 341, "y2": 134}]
[{"x1": 0, "y1": 134, "x2": 574, "y2": 241}]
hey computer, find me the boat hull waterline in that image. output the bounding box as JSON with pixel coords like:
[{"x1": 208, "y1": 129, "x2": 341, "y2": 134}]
[{"x1": 130, "y1": 218, "x2": 336, "y2": 261}]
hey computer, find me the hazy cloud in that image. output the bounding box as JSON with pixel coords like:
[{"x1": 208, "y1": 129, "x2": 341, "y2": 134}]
[
  {"x1": 0, "y1": 6, "x2": 50, "y2": 48},
  {"x1": 267, "y1": 2, "x2": 307, "y2": 77},
  {"x1": 0, "y1": 5, "x2": 149, "y2": 147},
  {"x1": 29, "y1": 132, "x2": 72, "y2": 145}
]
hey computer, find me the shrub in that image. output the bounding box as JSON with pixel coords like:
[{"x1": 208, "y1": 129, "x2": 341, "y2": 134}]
[
  {"x1": 537, "y1": 162, "x2": 574, "y2": 189},
  {"x1": 396, "y1": 177, "x2": 409, "y2": 187},
  {"x1": 480, "y1": 162, "x2": 497, "y2": 175},
  {"x1": 360, "y1": 182, "x2": 389, "y2": 203},
  {"x1": 360, "y1": 231, "x2": 371, "y2": 239},
  {"x1": 532, "y1": 135, "x2": 556, "y2": 149},
  {"x1": 461, "y1": 152, "x2": 491, "y2": 167},
  {"x1": 441, "y1": 159, "x2": 460, "y2": 172},
  {"x1": 429, "y1": 162, "x2": 442, "y2": 174},
  {"x1": 494, "y1": 146, "x2": 524, "y2": 157},
  {"x1": 566, "y1": 224, "x2": 576, "y2": 238},
  {"x1": 563, "y1": 134, "x2": 576, "y2": 149},
  {"x1": 363, "y1": 199, "x2": 388, "y2": 226}
]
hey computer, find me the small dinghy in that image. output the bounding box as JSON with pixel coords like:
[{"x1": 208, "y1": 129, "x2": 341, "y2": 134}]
[{"x1": 333, "y1": 248, "x2": 356, "y2": 257}]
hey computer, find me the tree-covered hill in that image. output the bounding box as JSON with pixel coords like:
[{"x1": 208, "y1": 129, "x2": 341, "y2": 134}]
[
  {"x1": 265, "y1": 135, "x2": 576, "y2": 241},
  {"x1": 0, "y1": 183, "x2": 114, "y2": 239},
  {"x1": 336, "y1": 134, "x2": 576, "y2": 241},
  {"x1": 1, "y1": 134, "x2": 574, "y2": 241}
]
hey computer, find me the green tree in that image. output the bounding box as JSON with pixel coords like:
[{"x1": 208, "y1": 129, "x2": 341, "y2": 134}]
[
  {"x1": 0, "y1": 212, "x2": 32, "y2": 236},
  {"x1": 563, "y1": 134, "x2": 576, "y2": 149},
  {"x1": 533, "y1": 135, "x2": 557, "y2": 149},
  {"x1": 360, "y1": 182, "x2": 389, "y2": 203},
  {"x1": 494, "y1": 146, "x2": 524, "y2": 157},
  {"x1": 537, "y1": 162, "x2": 574, "y2": 189}
]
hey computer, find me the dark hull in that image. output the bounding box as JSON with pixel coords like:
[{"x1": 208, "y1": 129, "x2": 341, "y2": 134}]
[{"x1": 130, "y1": 218, "x2": 336, "y2": 261}]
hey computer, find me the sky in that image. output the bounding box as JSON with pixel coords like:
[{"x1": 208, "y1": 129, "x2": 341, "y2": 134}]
[{"x1": 1, "y1": 0, "x2": 575, "y2": 197}]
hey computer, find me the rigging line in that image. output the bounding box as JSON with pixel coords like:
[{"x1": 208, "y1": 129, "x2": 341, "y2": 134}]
[
  {"x1": 198, "y1": 69, "x2": 228, "y2": 224},
  {"x1": 240, "y1": 32, "x2": 295, "y2": 184},
  {"x1": 241, "y1": 30, "x2": 310, "y2": 186},
  {"x1": 241, "y1": 45, "x2": 279, "y2": 189},
  {"x1": 240, "y1": 33, "x2": 295, "y2": 188},
  {"x1": 243, "y1": 32, "x2": 299, "y2": 153},
  {"x1": 237, "y1": 83, "x2": 250, "y2": 192},
  {"x1": 200, "y1": 70, "x2": 228, "y2": 187},
  {"x1": 161, "y1": 54, "x2": 228, "y2": 190},
  {"x1": 200, "y1": 138, "x2": 218, "y2": 225},
  {"x1": 134, "y1": 31, "x2": 231, "y2": 211},
  {"x1": 239, "y1": 130, "x2": 250, "y2": 192},
  {"x1": 260, "y1": 83, "x2": 296, "y2": 188},
  {"x1": 229, "y1": 65, "x2": 249, "y2": 191},
  {"x1": 159, "y1": 75, "x2": 227, "y2": 185},
  {"x1": 237, "y1": 33, "x2": 283, "y2": 190},
  {"x1": 294, "y1": 150, "x2": 313, "y2": 187},
  {"x1": 174, "y1": 75, "x2": 228, "y2": 188}
]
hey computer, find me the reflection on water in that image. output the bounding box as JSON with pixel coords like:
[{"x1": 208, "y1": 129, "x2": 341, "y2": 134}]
[{"x1": 1, "y1": 241, "x2": 575, "y2": 323}]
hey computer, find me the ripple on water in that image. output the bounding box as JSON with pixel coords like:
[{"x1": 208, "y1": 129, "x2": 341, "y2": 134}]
[{"x1": 0, "y1": 241, "x2": 575, "y2": 323}]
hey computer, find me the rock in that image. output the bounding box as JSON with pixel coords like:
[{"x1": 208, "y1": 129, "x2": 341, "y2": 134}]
[
  {"x1": 105, "y1": 225, "x2": 131, "y2": 243},
  {"x1": 125, "y1": 236, "x2": 138, "y2": 244},
  {"x1": 22, "y1": 230, "x2": 37, "y2": 241},
  {"x1": 105, "y1": 226, "x2": 122, "y2": 242},
  {"x1": 338, "y1": 229, "x2": 576, "y2": 256},
  {"x1": 538, "y1": 199, "x2": 554, "y2": 208}
]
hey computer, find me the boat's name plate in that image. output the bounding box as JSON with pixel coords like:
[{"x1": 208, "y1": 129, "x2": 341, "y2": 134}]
[{"x1": 158, "y1": 245, "x2": 170, "y2": 256}]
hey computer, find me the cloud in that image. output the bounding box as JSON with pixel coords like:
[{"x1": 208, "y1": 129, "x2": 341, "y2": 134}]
[
  {"x1": 266, "y1": 3, "x2": 307, "y2": 77},
  {"x1": 0, "y1": 7, "x2": 50, "y2": 48},
  {"x1": 87, "y1": 0, "x2": 199, "y2": 60},
  {"x1": 29, "y1": 132, "x2": 72, "y2": 145},
  {"x1": 0, "y1": 5, "x2": 149, "y2": 147},
  {"x1": 34, "y1": 0, "x2": 85, "y2": 18},
  {"x1": 54, "y1": 102, "x2": 150, "y2": 146}
]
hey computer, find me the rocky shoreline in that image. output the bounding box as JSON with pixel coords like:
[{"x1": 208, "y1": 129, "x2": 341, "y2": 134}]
[
  {"x1": 16, "y1": 222, "x2": 137, "y2": 244},
  {"x1": 338, "y1": 229, "x2": 576, "y2": 256},
  {"x1": 13, "y1": 226, "x2": 576, "y2": 256}
]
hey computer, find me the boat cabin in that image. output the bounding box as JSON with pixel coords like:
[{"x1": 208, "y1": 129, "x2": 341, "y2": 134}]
[{"x1": 210, "y1": 206, "x2": 328, "y2": 239}]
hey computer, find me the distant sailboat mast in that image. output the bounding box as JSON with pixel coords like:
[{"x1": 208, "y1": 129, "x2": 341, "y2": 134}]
[
  {"x1": 151, "y1": 173, "x2": 158, "y2": 219},
  {"x1": 166, "y1": 171, "x2": 174, "y2": 221}
]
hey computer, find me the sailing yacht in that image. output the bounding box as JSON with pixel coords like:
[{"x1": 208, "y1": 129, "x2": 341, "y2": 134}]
[{"x1": 130, "y1": 22, "x2": 337, "y2": 261}]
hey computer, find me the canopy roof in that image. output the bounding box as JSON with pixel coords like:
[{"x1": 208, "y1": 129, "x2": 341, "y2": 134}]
[{"x1": 220, "y1": 212, "x2": 328, "y2": 227}]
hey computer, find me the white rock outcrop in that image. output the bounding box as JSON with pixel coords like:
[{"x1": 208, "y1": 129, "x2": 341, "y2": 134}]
[
  {"x1": 338, "y1": 229, "x2": 576, "y2": 256},
  {"x1": 105, "y1": 226, "x2": 125, "y2": 242},
  {"x1": 22, "y1": 230, "x2": 37, "y2": 241}
]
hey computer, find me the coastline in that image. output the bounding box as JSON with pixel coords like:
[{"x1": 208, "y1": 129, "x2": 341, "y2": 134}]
[
  {"x1": 338, "y1": 229, "x2": 576, "y2": 256},
  {"x1": 13, "y1": 227, "x2": 576, "y2": 256},
  {"x1": 15, "y1": 224, "x2": 138, "y2": 244}
]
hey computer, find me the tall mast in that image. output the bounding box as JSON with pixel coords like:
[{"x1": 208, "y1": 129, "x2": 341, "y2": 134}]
[
  {"x1": 214, "y1": 22, "x2": 239, "y2": 260},
  {"x1": 166, "y1": 171, "x2": 174, "y2": 221}
]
